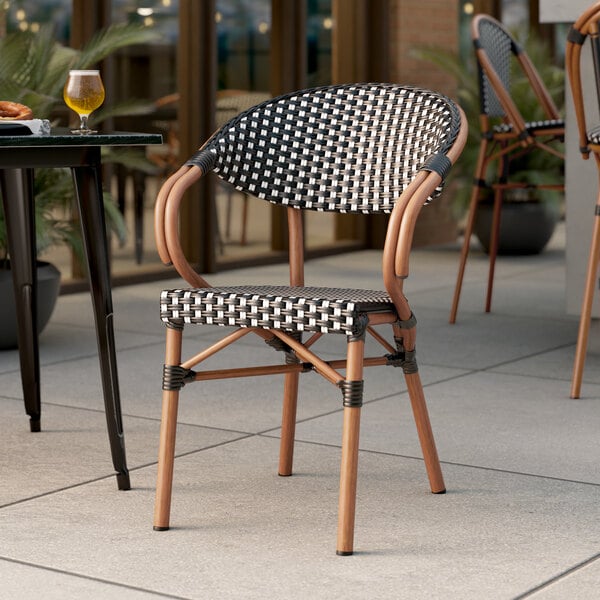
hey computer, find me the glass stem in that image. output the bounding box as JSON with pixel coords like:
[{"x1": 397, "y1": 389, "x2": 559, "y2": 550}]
[{"x1": 79, "y1": 114, "x2": 89, "y2": 132}]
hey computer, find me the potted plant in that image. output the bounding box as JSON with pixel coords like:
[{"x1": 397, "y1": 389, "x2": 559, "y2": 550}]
[
  {"x1": 0, "y1": 22, "x2": 160, "y2": 348},
  {"x1": 412, "y1": 27, "x2": 564, "y2": 255}
]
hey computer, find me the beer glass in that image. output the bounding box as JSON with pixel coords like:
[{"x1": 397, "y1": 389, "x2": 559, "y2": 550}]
[{"x1": 63, "y1": 69, "x2": 105, "y2": 134}]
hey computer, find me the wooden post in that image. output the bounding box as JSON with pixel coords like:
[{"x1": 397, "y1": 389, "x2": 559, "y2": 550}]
[
  {"x1": 269, "y1": 0, "x2": 307, "y2": 252},
  {"x1": 332, "y1": 0, "x2": 389, "y2": 247},
  {"x1": 178, "y1": 0, "x2": 217, "y2": 273}
]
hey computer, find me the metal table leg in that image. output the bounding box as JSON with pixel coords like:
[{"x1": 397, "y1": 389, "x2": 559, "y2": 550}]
[
  {"x1": 0, "y1": 168, "x2": 41, "y2": 432},
  {"x1": 71, "y1": 161, "x2": 130, "y2": 491}
]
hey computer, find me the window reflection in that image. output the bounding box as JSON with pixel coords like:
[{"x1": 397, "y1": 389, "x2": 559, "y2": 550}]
[{"x1": 2, "y1": 0, "x2": 71, "y2": 40}]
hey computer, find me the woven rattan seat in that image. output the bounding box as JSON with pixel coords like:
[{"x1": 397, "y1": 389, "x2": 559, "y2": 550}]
[
  {"x1": 566, "y1": 3, "x2": 600, "y2": 398},
  {"x1": 449, "y1": 14, "x2": 565, "y2": 323},
  {"x1": 492, "y1": 118, "x2": 564, "y2": 134},
  {"x1": 153, "y1": 83, "x2": 467, "y2": 555},
  {"x1": 161, "y1": 286, "x2": 394, "y2": 334},
  {"x1": 586, "y1": 124, "x2": 600, "y2": 145}
]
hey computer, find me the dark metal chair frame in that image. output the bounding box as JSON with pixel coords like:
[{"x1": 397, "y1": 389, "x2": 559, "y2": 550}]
[
  {"x1": 153, "y1": 83, "x2": 467, "y2": 555},
  {"x1": 566, "y1": 3, "x2": 600, "y2": 398},
  {"x1": 449, "y1": 14, "x2": 565, "y2": 323}
]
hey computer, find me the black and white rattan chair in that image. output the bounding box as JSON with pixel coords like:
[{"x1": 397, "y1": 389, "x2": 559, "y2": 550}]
[
  {"x1": 566, "y1": 3, "x2": 600, "y2": 398},
  {"x1": 153, "y1": 83, "x2": 467, "y2": 555},
  {"x1": 449, "y1": 14, "x2": 564, "y2": 323}
]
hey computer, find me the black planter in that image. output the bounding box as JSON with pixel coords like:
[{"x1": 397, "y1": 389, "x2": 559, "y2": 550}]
[
  {"x1": 0, "y1": 261, "x2": 61, "y2": 350},
  {"x1": 474, "y1": 201, "x2": 558, "y2": 256}
]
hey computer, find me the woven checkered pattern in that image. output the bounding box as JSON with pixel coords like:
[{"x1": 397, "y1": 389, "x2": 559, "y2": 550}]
[
  {"x1": 588, "y1": 125, "x2": 600, "y2": 144},
  {"x1": 187, "y1": 83, "x2": 460, "y2": 213},
  {"x1": 476, "y1": 18, "x2": 514, "y2": 118},
  {"x1": 161, "y1": 286, "x2": 395, "y2": 335},
  {"x1": 493, "y1": 118, "x2": 565, "y2": 135}
]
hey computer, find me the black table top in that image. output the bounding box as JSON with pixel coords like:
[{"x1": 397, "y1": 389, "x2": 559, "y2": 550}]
[{"x1": 0, "y1": 129, "x2": 163, "y2": 148}]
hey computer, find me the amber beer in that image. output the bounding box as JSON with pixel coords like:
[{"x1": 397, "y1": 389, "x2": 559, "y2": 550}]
[
  {"x1": 64, "y1": 69, "x2": 105, "y2": 134},
  {"x1": 63, "y1": 70, "x2": 105, "y2": 115}
]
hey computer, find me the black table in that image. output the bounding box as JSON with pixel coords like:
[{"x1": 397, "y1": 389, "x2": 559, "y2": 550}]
[{"x1": 0, "y1": 130, "x2": 163, "y2": 490}]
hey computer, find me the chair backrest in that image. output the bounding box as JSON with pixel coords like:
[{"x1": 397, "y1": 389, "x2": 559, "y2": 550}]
[
  {"x1": 472, "y1": 14, "x2": 560, "y2": 133},
  {"x1": 186, "y1": 83, "x2": 462, "y2": 214},
  {"x1": 566, "y1": 2, "x2": 600, "y2": 159}
]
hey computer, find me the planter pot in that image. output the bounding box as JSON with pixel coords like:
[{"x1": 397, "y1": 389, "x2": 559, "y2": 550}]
[
  {"x1": 0, "y1": 261, "x2": 61, "y2": 350},
  {"x1": 474, "y1": 200, "x2": 558, "y2": 255}
]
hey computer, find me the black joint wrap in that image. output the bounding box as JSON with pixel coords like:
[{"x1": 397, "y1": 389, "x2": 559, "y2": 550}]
[
  {"x1": 422, "y1": 153, "x2": 452, "y2": 181},
  {"x1": 387, "y1": 335, "x2": 419, "y2": 374},
  {"x1": 568, "y1": 26, "x2": 586, "y2": 45},
  {"x1": 386, "y1": 349, "x2": 418, "y2": 374},
  {"x1": 162, "y1": 365, "x2": 195, "y2": 391},
  {"x1": 185, "y1": 149, "x2": 217, "y2": 173},
  {"x1": 348, "y1": 313, "x2": 369, "y2": 341},
  {"x1": 340, "y1": 380, "x2": 364, "y2": 408},
  {"x1": 396, "y1": 312, "x2": 417, "y2": 329}
]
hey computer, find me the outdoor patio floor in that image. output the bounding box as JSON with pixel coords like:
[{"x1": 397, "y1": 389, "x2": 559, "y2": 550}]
[{"x1": 1, "y1": 221, "x2": 599, "y2": 599}]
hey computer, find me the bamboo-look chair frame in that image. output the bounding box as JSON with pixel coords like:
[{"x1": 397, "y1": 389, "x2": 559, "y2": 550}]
[
  {"x1": 449, "y1": 14, "x2": 564, "y2": 323},
  {"x1": 566, "y1": 3, "x2": 600, "y2": 398},
  {"x1": 153, "y1": 83, "x2": 468, "y2": 555}
]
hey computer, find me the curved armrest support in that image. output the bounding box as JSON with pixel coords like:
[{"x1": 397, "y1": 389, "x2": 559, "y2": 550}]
[
  {"x1": 154, "y1": 163, "x2": 212, "y2": 288},
  {"x1": 382, "y1": 105, "x2": 468, "y2": 319},
  {"x1": 163, "y1": 166, "x2": 212, "y2": 288},
  {"x1": 154, "y1": 164, "x2": 194, "y2": 266}
]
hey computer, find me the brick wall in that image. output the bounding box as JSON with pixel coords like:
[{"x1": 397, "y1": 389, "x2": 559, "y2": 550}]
[
  {"x1": 390, "y1": 0, "x2": 459, "y2": 95},
  {"x1": 389, "y1": 0, "x2": 462, "y2": 247}
]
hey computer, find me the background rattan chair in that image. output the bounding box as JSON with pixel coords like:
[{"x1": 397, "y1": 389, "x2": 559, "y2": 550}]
[
  {"x1": 449, "y1": 14, "x2": 564, "y2": 323},
  {"x1": 153, "y1": 83, "x2": 467, "y2": 555},
  {"x1": 566, "y1": 3, "x2": 600, "y2": 398}
]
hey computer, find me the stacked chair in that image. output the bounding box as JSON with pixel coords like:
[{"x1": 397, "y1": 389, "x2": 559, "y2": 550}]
[
  {"x1": 566, "y1": 2, "x2": 600, "y2": 398},
  {"x1": 152, "y1": 83, "x2": 467, "y2": 554},
  {"x1": 449, "y1": 14, "x2": 564, "y2": 323}
]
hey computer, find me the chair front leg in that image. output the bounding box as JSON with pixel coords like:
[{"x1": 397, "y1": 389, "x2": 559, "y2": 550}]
[
  {"x1": 336, "y1": 336, "x2": 365, "y2": 556},
  {"x1": 154, "y1": 325, "x2": 184, "y2": 531}
]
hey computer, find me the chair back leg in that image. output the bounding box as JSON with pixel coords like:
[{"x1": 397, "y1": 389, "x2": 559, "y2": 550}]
[
  {"x1": 405, "y1": 372, "x2": 445, "y2": 493},
  {"x1": 485, "y1": 185, "x2": 504, "y2": 313},
  {"x1": 571, "y1": 193, "x2": 600, "y2": 398},
  {"x1": 450, "y1": 138, "x2": 490, "y2": 323},
  {"x1": 278, "y1": 371, "x2": 300, "y2": 476}
]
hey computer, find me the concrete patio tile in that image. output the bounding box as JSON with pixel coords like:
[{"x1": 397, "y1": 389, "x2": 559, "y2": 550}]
[
  {"x1": 0, "y1": 320, "x2": 161, "y2": 375},
  {"x1": 527, "y1": 558, "x2": 600, "y2": 599},
  {"x1": 290, "y1": 370, "x2": 600, "y2": 484},
  {"x1": 0, "y1": 436, "x2": 598, "y2": 600},
  {"x1": 0, "y1": 560, "x2": 162, "y2": 600},
  {"x1": 413, "y1": 308, "x2": 577, "y2": 370},
  {"x1": 0, "y1": 397, "x2": 245, "y2": 506},
  {"x1": 491, "y1": 343, "x2": 600, "y2": 388}
]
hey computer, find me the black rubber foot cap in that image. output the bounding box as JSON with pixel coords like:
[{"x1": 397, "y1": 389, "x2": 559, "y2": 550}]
[
  {"x1": 336, "y1": 550, "x2": 353, "y2": 556},
  {"x1": 154, "y1": 526, "x2": 170, "y2": 531},
  {"x1": 30, "y1": 419, "x2": 41, "y2": 433},
  {"x1": 278, "y1": 472, "x2": 293, "y2": 477},
  {"x1": 433, "y1": 489, "x2": 447, "y2": 495},
  {"x1": 116, "y1": 473, "x2": 131, "y2": 491}
]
